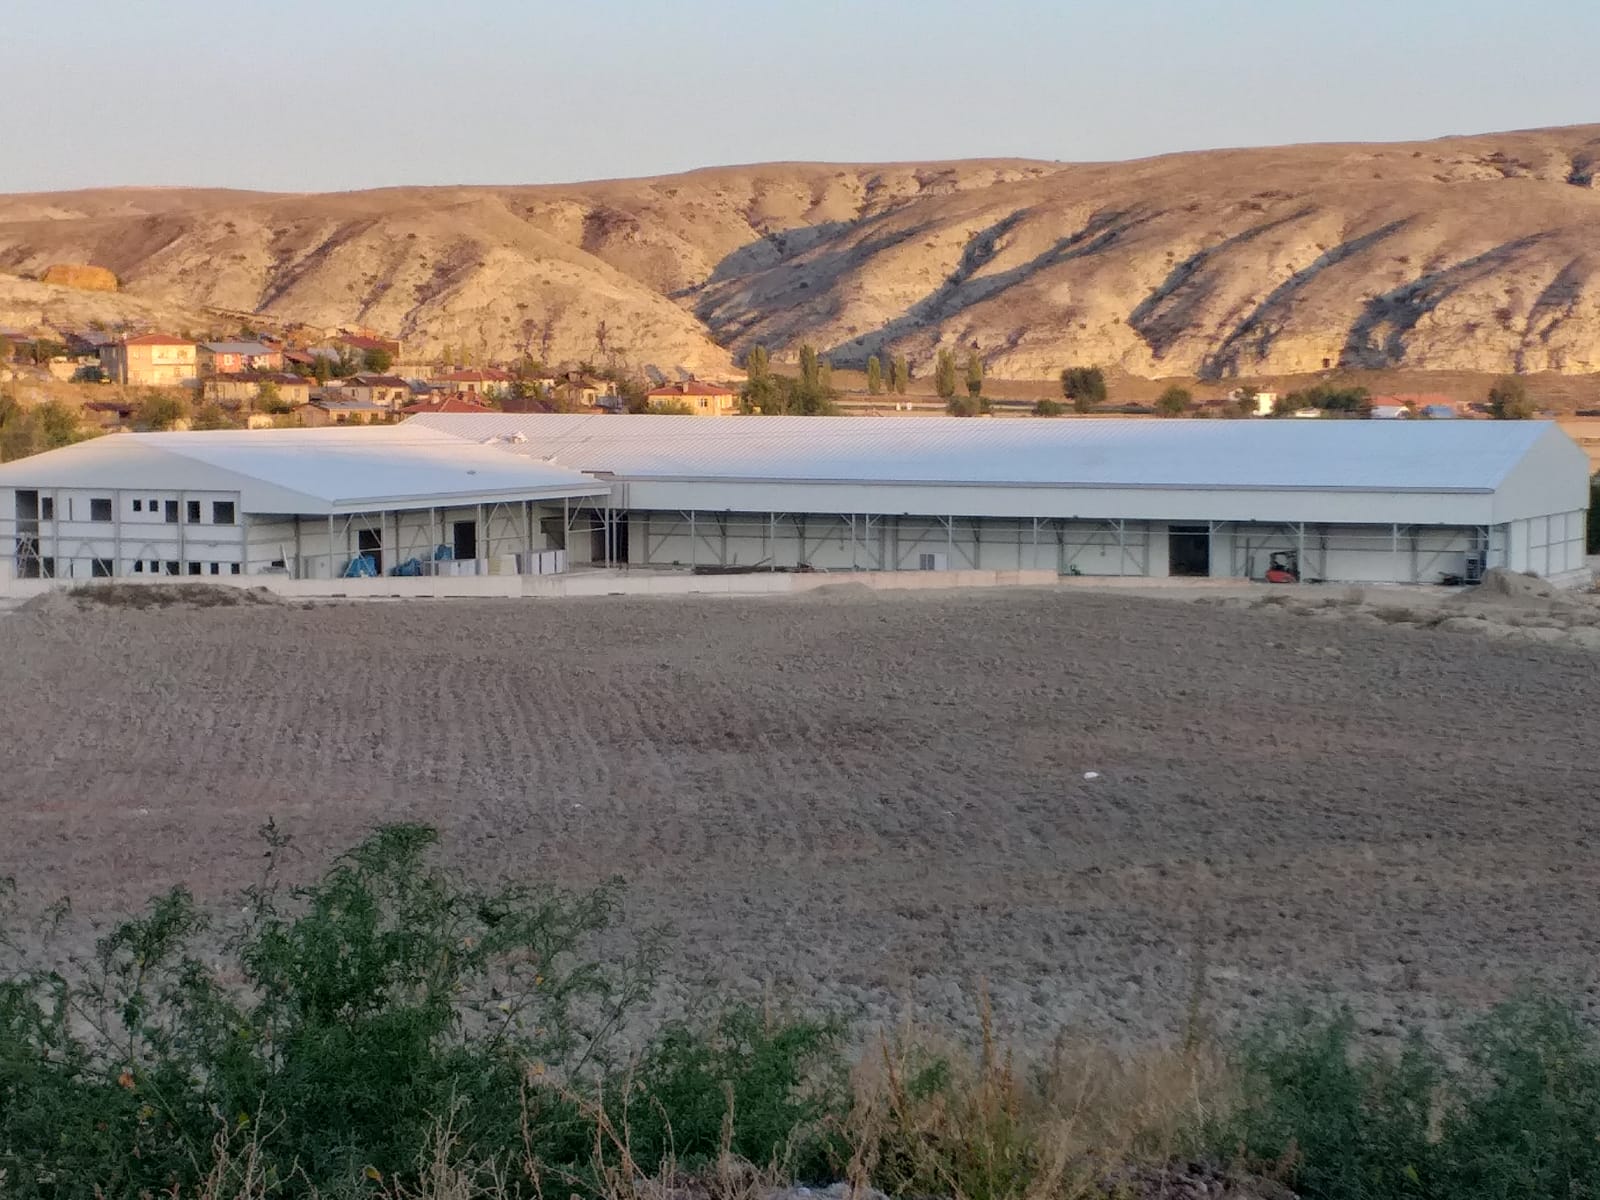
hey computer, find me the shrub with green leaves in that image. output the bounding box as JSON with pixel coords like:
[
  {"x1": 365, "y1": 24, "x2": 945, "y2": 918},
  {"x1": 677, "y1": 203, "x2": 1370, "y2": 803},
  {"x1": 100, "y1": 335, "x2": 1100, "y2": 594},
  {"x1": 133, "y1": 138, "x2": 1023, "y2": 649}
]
[{"x1": 1212, "y1": 996, "x2": 1600, "y2": 1200}]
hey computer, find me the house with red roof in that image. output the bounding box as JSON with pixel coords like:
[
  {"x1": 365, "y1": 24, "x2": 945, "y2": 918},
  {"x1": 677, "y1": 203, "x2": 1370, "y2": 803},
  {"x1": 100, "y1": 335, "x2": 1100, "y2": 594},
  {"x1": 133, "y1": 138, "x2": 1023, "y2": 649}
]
[
  {"x1": 647, "y1": 379, "x2": 740, "y2": 415},
  {"x1": 400, "y1": 393, "x2": 496, "y2": 416}
]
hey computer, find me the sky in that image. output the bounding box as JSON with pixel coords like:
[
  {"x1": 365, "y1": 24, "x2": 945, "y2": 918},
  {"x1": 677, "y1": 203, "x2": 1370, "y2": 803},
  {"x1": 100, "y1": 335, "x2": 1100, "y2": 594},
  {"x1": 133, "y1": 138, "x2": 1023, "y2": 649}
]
[{"x1": 4, "y1": 0, "x2": 1597, "y2": 193}]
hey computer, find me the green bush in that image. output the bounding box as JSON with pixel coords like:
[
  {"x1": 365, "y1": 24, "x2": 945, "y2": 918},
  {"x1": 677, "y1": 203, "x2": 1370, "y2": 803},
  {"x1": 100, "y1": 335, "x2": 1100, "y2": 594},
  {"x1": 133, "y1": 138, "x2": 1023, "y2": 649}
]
[
  {"x1": 1213, "y1": 997, "x2": 1600, "y2": 1200},
  {"x1": 0, "y1": 825, "x2": 845, "y2": 1198}
]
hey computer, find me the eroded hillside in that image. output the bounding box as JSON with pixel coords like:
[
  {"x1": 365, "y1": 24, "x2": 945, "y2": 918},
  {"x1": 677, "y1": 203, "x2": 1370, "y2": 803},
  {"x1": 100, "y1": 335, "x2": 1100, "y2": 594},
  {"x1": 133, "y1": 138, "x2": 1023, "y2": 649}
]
[{"x1": 2, "y1": 125, "x2": 1598, "y2": 378}]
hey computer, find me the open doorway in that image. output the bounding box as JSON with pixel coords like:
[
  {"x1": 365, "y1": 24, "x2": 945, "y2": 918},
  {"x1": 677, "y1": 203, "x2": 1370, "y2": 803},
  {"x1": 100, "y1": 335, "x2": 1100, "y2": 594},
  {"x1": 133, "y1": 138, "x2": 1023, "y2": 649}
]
[
  {"x1": 1168, "y1": 525, "x2": 1211, "y2": 577},
  {"x1": 452, "y1": 520, "x2": 477, "y2": 561},
  {"x1": 589, "y1": 515, "x2": 629, "y2": 564},
  {"x1": 357, "y1": 528, "x2": 383, "y2": 575}
]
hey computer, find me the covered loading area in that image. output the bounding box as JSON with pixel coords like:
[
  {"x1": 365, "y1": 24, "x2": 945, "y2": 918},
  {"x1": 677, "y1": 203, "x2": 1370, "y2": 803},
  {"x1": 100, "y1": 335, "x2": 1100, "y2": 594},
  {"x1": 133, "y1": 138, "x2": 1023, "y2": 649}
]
[
  {"x1": 0, "y1": 427, "x2": 608, "y2": 582},
  {"x1": 410, "y1": 413, "x2": 1592, "y2": 585}
]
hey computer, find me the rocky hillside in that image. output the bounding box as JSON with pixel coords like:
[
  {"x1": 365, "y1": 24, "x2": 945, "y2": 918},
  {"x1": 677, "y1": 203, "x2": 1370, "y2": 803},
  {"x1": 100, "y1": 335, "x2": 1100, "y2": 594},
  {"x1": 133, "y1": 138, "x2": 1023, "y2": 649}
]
[{"x1": 2, "y1": 125, "x2": 1599, "y2": 379}]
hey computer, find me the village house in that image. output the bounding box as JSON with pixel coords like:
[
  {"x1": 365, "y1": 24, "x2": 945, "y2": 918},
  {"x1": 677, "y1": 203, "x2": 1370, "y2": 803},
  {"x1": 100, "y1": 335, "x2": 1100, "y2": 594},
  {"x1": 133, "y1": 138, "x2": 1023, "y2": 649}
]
[
  {"x1": 301, "y1": 397, "x2": 389, "y2": 427},
  {"x1": 99, "y1": 333, "x2": 198, "y2": 386},
  {"x1": 202, "y1": 372, "x2": 314, "y2": 410},
  {"x1": 647, "y1": 380, "x2": 740, "y2": 415},
  {"x1": 437, "y1": 367, "x2": 515, "y2": 399},
  {"x1": 329, "y1": 373, "x2": 411, "y2": 410},
  {"x1": 399, "y1": 393, "x2": 495, "y2": 416},
  {"x1": 316, "y1": 329, "x2": 403, "y2": 363},
  {"x1": 197, "y1": 340, "x2": 283, "y2": 376}
]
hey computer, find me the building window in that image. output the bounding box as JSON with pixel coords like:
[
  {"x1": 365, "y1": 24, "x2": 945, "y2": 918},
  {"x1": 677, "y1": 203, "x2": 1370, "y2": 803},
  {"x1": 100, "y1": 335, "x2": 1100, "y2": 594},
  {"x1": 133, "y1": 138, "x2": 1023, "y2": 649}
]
[
  {"x1": 209, "y1": 563, "x2": 220, "y2": 575},
  {"x1": 40, "y1": 497, "x2": 54, "y2": 520},
  {"x1": 164, "y1": 501, "x2": 179, "y2": 524},
  {"x1": 230, "y1": 563, "x2": 241, "y2": 575},
  {"x1": 165, "y1": 561, "x2": 179, "y2": 575},
  {"x1": 91, "y1": 558, "x2": 113, "y2": 578},
  {"x1": 212, "y1": 501, "x2": 236, "y2": 524},
  {"x1": 149, "y1": 498, "x2": 158, "y2": 510},
  {"x1": 40, "y1": 558, "x2": 54, "y2": 578},
  {"x1": 186, "y1": 500, "x2": 201, "y2": 524},
  {"x1": 187, "y1": 562, "x2": 201, "y2": 575},
  {"x1": 89, "y1": 498, "x2": 113, "y2": 522},
  {"x1": 133, "y1": 561, "x2": 144, "y2": 574},
  {"x1": 132, "y1": 499, "x2": 143, "y2": 513}
]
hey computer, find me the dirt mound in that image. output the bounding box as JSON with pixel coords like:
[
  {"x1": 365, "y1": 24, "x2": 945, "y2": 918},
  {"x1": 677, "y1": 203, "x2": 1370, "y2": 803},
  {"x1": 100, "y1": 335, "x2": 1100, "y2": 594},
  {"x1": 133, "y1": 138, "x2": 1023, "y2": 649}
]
[
  {"x1": 20, "y1": 583, "x2": 281, "y2": 614},
  {"x1": 1461, "y1": 566, "x2": 1563, "y2": 606},
  {"x1": 38, "y1": 263, "x2": 117, "y2": 291}
]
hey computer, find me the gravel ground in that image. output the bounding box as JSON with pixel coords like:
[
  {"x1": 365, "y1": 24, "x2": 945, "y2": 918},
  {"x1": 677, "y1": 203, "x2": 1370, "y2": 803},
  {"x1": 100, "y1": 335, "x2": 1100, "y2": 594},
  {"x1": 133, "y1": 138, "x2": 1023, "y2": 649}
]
[{"x1": 2, "y1": 586, "x2": 1598, "y2": 1047}]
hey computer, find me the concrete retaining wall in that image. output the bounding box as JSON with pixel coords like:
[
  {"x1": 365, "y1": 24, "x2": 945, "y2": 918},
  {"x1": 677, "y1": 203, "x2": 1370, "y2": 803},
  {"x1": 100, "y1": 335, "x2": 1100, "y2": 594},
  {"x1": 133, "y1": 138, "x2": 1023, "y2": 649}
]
[{"x1": 0, "y1": 567, "x2": 1064, "y2": 603}]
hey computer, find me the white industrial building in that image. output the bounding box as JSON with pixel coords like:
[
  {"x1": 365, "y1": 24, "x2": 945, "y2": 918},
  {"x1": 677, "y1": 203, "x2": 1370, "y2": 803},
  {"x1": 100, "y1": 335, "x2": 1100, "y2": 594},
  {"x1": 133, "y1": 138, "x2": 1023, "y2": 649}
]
[
  {"x1": 0, "y1": 427, "x2": 606, "y2": 581},
  {"x1": 0, "y1": 415, "x2": 1590, "y2": 587},
  {"x1": 407, "y1": 414, "x2": 1592, "y2": 585}
]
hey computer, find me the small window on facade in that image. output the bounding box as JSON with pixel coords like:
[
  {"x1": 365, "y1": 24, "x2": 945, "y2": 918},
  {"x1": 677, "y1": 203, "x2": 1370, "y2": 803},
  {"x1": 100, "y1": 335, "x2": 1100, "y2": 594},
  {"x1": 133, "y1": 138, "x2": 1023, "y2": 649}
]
[
  {"x1": 230, "y1": 563, "x2": 241, "y2": 575},
  {"x1": 40, "y1": 497, "x2": 54, "y2": 520},
  {"x1": 165, "y1": 561, "x2": 179, "y2": 576},
  {"x1": 212, "y1": 501, "x2": 236, "y2": 524},
  {"x1": 164, "y1": 501, "x2": 179, "y2": 524},
  {"x1": 209, "y1": 563, "x2": 220, "y2": 575},
  {"x1": 187, "y1": 562, "x2": 201, "y2": 575},
  {"x1": 91, "y1": 558, "x2": 113, "y2": 578},
  {"x1": 132, "y1": 499, "x2": 143, "y2": 513},
  {"x1": 41, "y1": 558, "x2": 55, "y2": 578},
  {"x1": 133, "y1": 561, "x2": 144, "y2": 574},
  {"x1": 89, "y1": 498, "x2": 112, "y2": 522},
  {"x1": 149, "y1": 498, "x2": 158, "y2": 510},
  {"x1": 186, "y1": 500, "x2": 201, "y2": 524}
]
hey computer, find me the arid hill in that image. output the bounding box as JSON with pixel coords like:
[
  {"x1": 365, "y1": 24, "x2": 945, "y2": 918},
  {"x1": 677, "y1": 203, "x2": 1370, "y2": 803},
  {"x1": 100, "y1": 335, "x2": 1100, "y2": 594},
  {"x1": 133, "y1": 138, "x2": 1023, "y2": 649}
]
[{"x1": 2, "y1": 124, "x2": 1599, "y2": 379}]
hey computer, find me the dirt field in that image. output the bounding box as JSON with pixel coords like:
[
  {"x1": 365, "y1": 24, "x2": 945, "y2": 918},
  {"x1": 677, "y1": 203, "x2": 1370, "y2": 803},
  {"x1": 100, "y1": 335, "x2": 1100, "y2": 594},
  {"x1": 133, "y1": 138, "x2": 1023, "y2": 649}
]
[{"x1": 3, "y1": 587, "x2": 1599, "y2": 1047}]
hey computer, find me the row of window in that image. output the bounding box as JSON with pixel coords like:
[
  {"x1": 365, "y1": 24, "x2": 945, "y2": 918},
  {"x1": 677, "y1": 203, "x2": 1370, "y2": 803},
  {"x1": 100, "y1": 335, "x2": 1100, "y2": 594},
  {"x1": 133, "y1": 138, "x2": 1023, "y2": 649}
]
[
  {"x1": 131, "y1": 561, "x2": 243, "y2": 576},
  {"x1": 38, "y1": 498, "x2": 235, "y2": 525},
  {"x1": 36, "y1": 560, "x2": 242, "y2": 578}
]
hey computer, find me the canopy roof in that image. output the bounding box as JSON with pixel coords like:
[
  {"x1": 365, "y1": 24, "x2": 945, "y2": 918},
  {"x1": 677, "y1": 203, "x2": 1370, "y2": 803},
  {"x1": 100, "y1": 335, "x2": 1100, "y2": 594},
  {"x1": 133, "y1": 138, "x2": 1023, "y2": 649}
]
[
  {"x1": 407, "y1": 413, "x2": 1558, "y2": 493},
  {"x1": 0, "y1": 427, "x2": 607, "y2": 514}
]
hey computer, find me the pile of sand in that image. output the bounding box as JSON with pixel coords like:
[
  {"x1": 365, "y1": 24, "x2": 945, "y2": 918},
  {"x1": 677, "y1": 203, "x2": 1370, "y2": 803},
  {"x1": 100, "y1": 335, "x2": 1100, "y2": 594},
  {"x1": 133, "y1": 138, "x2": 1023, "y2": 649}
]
[
  {"x1": 20, "y1": 583, "x2": 282, "y2": 615},
  {"x1": 1250, "y1": 568, "x2": 1600, "y2": 651}
]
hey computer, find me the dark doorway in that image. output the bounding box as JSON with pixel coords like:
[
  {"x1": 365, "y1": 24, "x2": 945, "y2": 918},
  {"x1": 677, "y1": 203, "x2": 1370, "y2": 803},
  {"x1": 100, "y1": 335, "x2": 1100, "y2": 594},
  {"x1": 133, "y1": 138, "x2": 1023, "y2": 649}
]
[
  {"x1": 357, "y1": 528, "x2": 383, "y2": 575},
  {"x1": 589, "y1": 514, "x2": 629, "y2": 565},
  {"x1": 1169, "y1": 525, "x2": 1211, "y2": 577},
  {"x1": 452, "y1": 520, "x2": 477, "y2": 561}
]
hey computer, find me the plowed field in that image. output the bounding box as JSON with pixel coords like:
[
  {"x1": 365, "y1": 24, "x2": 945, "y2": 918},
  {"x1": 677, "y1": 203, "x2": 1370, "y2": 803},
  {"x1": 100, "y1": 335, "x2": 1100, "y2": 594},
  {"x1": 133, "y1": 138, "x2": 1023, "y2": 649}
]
[{"x1": 3, "y1": 588, "x2": 1596, "y2": 1044}]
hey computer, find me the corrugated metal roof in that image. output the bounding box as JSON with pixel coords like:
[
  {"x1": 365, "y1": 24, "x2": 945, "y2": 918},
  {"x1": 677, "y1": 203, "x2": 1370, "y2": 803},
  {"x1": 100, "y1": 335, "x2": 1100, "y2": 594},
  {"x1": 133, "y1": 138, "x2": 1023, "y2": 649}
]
[
  {"x1": 406, "y1": 413, "x2": 1554, "y2": 493},
  {"x1": 0, "y1": 427, "x2": 607, "y2": 514},
  {"x1": 200, "y1": 341, "x2": 277, "y2": 355}
]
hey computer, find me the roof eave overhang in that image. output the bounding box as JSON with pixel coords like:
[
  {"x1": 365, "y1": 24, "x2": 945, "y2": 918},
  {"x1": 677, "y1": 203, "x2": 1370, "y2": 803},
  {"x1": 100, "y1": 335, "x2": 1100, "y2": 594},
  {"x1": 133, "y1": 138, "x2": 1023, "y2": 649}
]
[
  {"x1": 317, "y1": 481, "x2": 610, "y2": 515},
  {"x1": 581, "y1": 475, "x2": 1496, "y2": 495}
]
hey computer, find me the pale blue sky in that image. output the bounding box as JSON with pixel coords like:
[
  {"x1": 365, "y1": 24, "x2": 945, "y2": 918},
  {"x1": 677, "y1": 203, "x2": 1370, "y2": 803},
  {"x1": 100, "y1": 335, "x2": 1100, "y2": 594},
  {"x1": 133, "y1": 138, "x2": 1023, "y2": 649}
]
[{"x1": 5, "y1": 0, "x2": 1596, "y2": 193}]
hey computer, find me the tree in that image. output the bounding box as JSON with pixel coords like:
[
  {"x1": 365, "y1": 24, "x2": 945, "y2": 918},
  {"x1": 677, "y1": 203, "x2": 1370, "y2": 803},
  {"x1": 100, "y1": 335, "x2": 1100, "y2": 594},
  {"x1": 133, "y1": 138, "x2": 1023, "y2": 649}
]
[
  {"x1": 1033, "y1": 398, "x2": 1065, "y2": 418},
  {"x1": 363, "y1": 347, "x2": 393, "y2": 374},
  {"x1": 798, "y1": 344, "x2": 822, "y2": 391},
  {"x1": 935, "y1": 349, "x2": 958, "y2": 399},
  {"x1": 1488, "y1": 376, "x2": 1537, "y2": 420},
  {"x1": 891, "y1": 355, "x2": 909, "y2": 395},
  {"x1": 866, "y1": 355, "x2": 883, "y2": 395},
  {"x1": 965, "y1": 352, "x2": 984, "y2": 399},
  {"x1": 190, "y1": 403, "x2": 238, "y2": 430},
  {"x1": 646, "y1": 398, "x2": 694, "y2": 415},
  {"x1": 745, "y1": 344, "x2": 770, "y2": 382},
  {"x1": 256, "y1": 380, "x2": 293, "y2": 416},
  {"x1": 740, "y1": 344, "x2": 779, "y2": 414},
  {"x1": 1060, "y1": 366, "x2": 1107, "y2": 413},
  {"x1": 0, "y1": 395, "x2": 90, "y2": 460},
  {"x1": 138, "y1": 390, "x2": 190, "y2": 431},
  {"x1": 1155, "y1": 385, "x2": 1191, "y2": 417},
  {"x1": 309, "y1": 354, "x2": 333, "y2": 384}
]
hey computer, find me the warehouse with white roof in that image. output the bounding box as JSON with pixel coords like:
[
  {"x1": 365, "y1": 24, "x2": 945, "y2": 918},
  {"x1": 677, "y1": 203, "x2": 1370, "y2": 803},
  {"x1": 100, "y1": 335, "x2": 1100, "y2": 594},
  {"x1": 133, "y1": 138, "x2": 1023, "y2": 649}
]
[
  {"x1": 0, "y1": 415, "x2": 1589, "y2": 586},
  {"x1": 0, "y1": 427, "x2": 606, "y2": 581},
  {"x1": 407, "y1": 413, "x2": 1592, "y2": 584}
]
